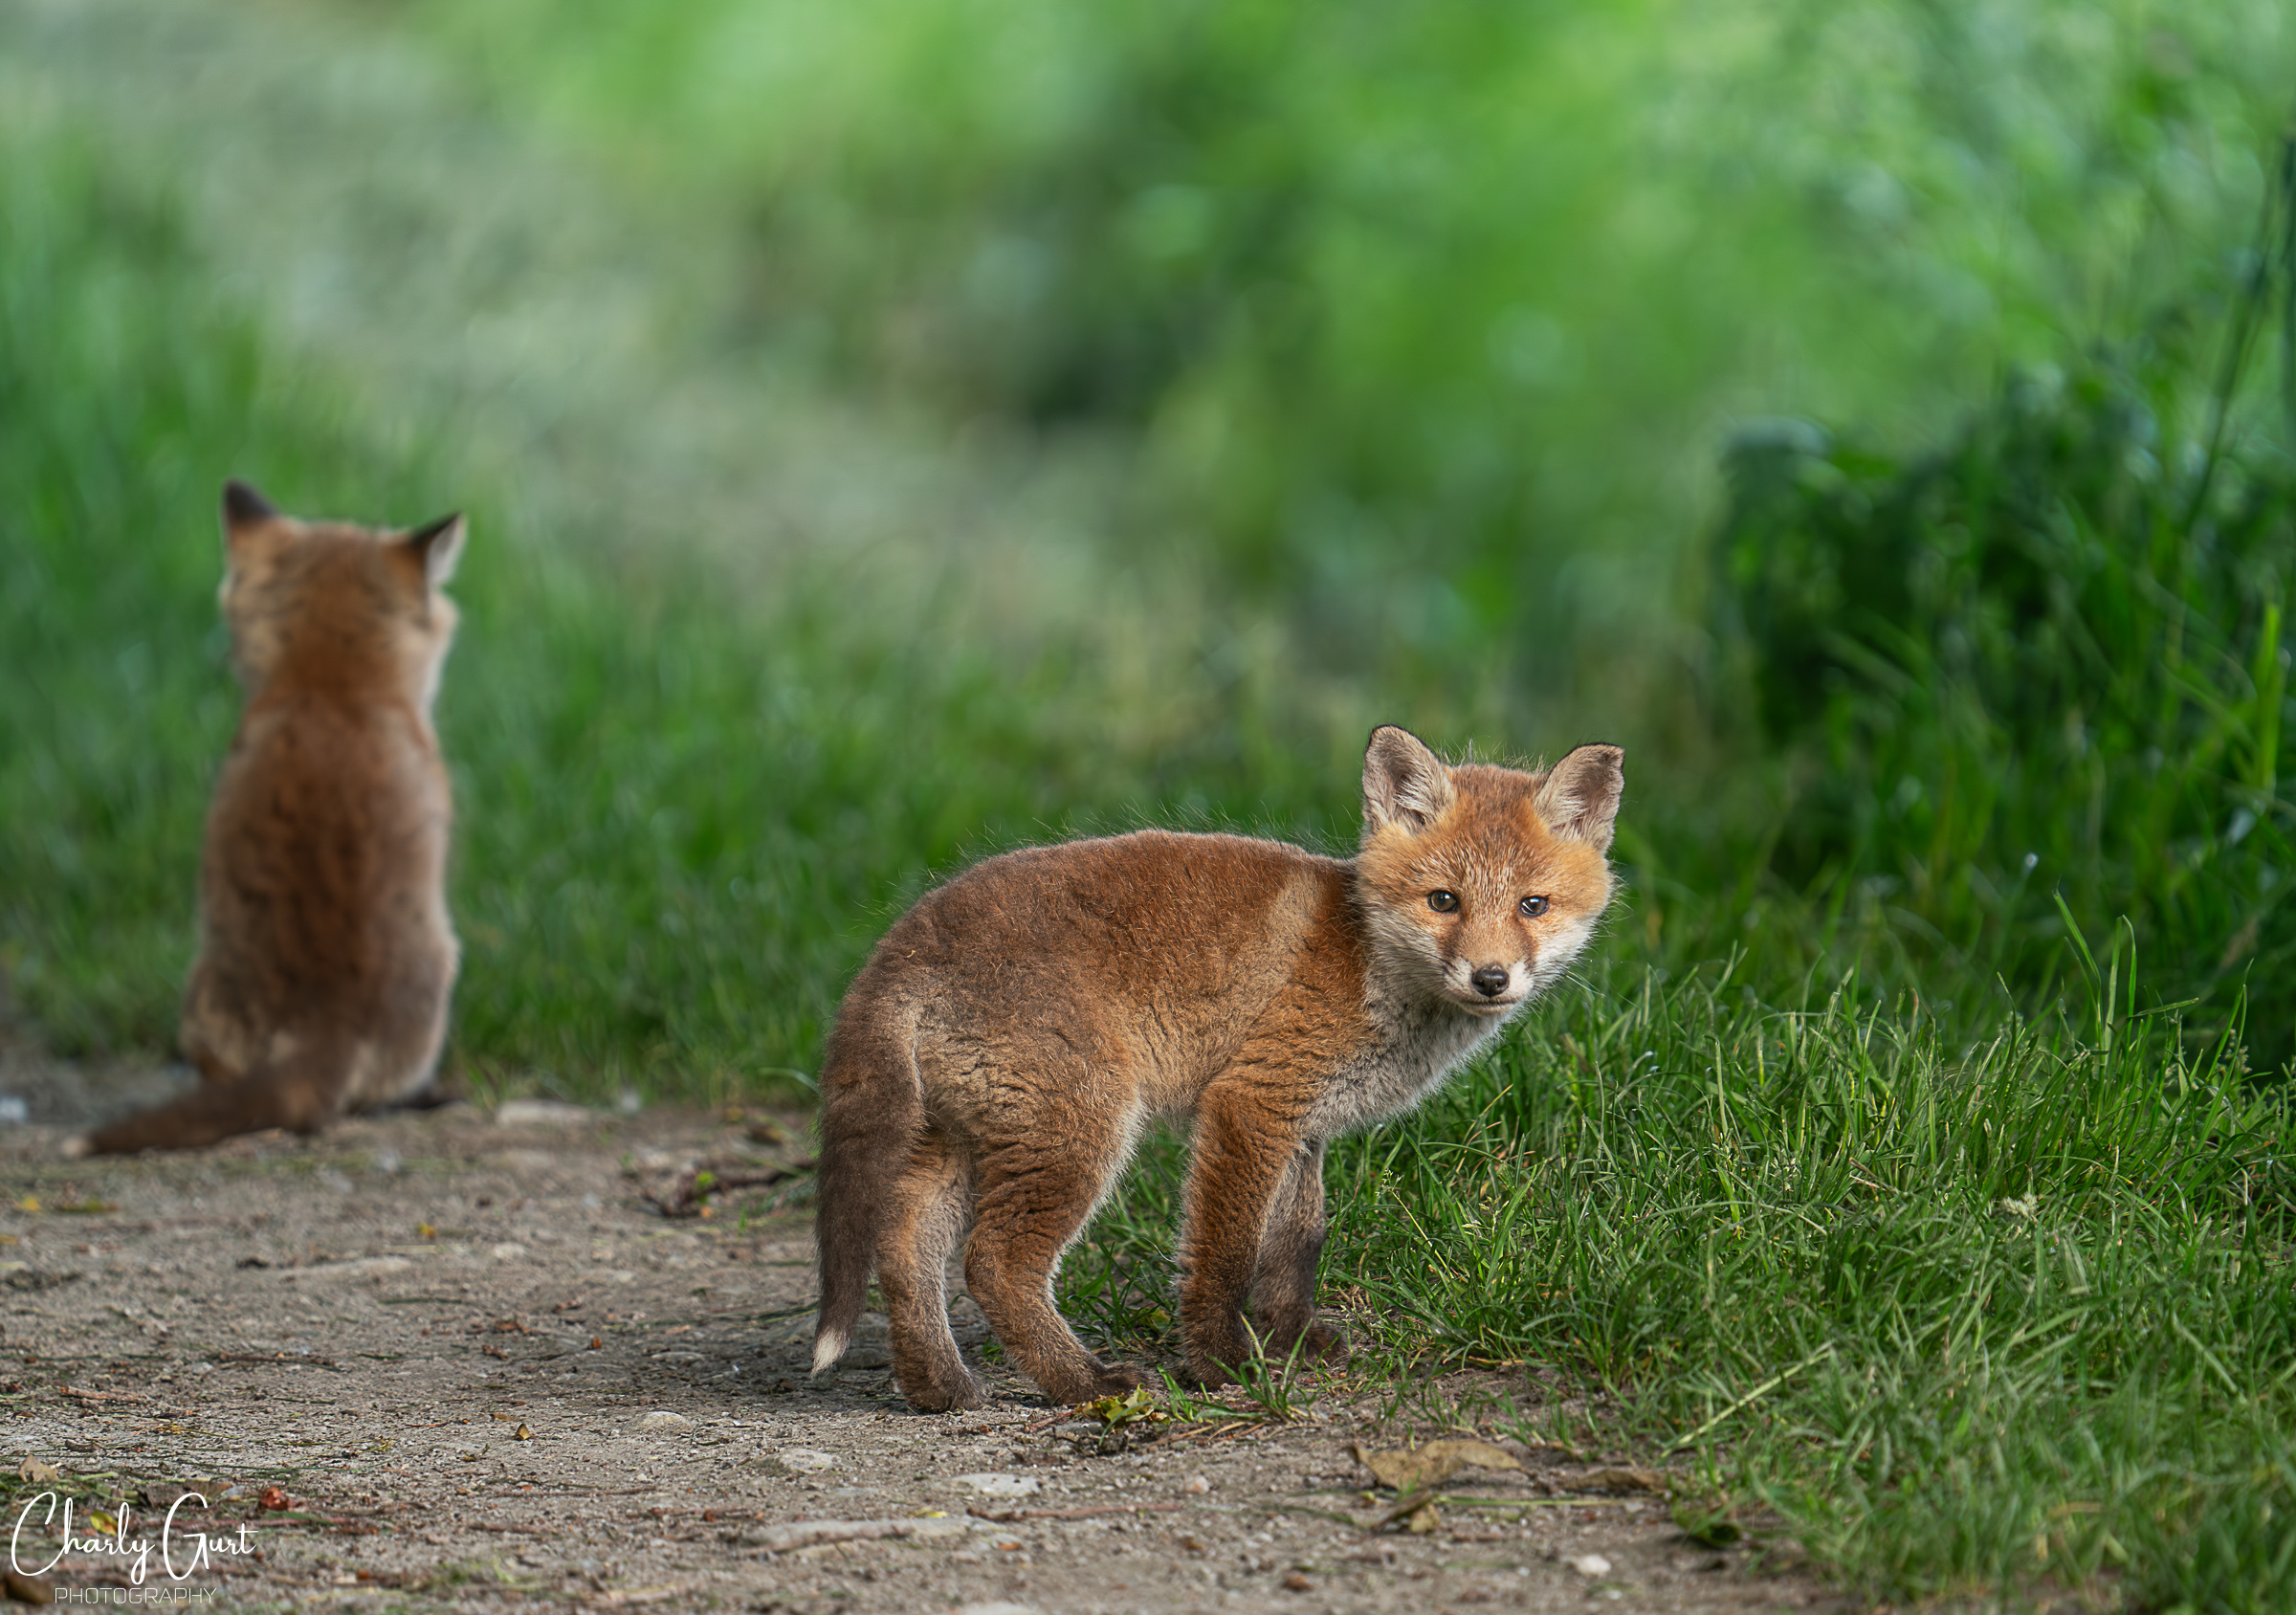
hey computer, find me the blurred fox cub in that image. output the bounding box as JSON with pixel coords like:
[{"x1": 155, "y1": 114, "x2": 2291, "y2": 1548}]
[
  {"x1": 72, "y1": 481, "x2": 467, "y2": 1157},
  {"x1": 811, "y1": 724, "x2": 1623, "y2": 1410}
]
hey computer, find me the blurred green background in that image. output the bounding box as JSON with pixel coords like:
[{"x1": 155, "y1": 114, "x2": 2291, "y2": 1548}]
[
  {"x1": 6, "y1": 0, "x2": 2291, "y2": 1088},
  {"x1": 8, "y1": 3, "x2": 2296, "y2": 1605}
]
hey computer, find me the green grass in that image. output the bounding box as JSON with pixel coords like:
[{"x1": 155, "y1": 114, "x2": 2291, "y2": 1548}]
[
  {"x1": 1701, "y1": 206, "x2": 2296, "y2": 1062},
  {"x1": 1353, "y1": 966, "x2": 2290, "y2": 1609},
  {"x1": 1063, "y1": 962, "x2": 2295, "y2": 1610}
]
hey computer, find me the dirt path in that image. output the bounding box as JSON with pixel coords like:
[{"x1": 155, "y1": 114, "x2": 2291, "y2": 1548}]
[{"x1": 0, "y1": 1065, "x2": 1846, "y2": 1614}]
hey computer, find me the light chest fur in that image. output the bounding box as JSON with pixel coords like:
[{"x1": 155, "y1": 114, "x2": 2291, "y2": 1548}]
[{"x1": 1306, "y1": 982, "x2": 1507, "y2": 1139}]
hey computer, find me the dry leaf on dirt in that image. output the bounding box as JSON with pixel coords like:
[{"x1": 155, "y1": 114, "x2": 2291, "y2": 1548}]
[
  {"x1": 256, "y1": 1486, "x2": 292, "y2": 1512},
  {"x1": 1078, "y1": 1385, "x2": 1165, "y2": 1428},
  {"x1": 13, "y1": 1457, "x2": 58, "y2": 1485},
  {"x1": 3, "y1": 1567, "x2": 55, "y2": 1604},
  {"x1": 1352, "y1": 1439, "x2": 1522, "y2": 1492}
]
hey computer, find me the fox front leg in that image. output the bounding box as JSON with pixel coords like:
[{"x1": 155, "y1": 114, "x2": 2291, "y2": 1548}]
[
  {"x1": 1178, "y1": 1082, "x2": 1307, "y2": 1387},
  {"x1": 1248, "y1": 1137, "x2": 1347, "y2": 1367}
]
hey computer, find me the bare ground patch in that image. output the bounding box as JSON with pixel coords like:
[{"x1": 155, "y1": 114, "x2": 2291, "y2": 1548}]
[{"x1": 0, "y1": 1067, "x2": 1849, "y2": 1613}]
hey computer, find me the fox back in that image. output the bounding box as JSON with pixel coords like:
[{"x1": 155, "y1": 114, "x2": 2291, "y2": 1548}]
[
  {"x1": 810, "y1": 724, "x2": 1623, "y2": 1410},
  {"x1": 75, "y1": 480, "x2": 467, "y2": 1156}
]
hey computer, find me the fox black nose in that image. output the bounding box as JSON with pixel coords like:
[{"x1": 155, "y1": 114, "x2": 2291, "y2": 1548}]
[{"x1": 1470, "y1": 964, "x2": 1510, "y2": 998}]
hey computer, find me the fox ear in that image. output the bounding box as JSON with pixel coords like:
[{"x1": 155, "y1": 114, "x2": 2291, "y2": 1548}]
[
  {"x1": 1362, "y1": 725, "x2": 1455, "y2": 835},
  {"x1": 403, "y1": 512, "x2": 466, "y2": 586},
  {"x1": 221, "y1": 479, "x2": 280, "y2": 557},
  {"x1": 1535, "y1": 743, "x2": 1624, "y2": 852},
  {"x1": 222, "y1": 478, "x2": 277, "y2": 527}
]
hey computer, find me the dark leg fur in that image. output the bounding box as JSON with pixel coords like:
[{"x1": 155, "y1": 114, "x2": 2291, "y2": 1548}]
[{"x1": 1249, "y1": 1139, "x2": 1345, "y2": 1366}]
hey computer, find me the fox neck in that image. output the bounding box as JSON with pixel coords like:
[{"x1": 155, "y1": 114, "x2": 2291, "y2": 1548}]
[{"x1": 1304, "y1": 895, "x2": 1520, "y2": 1139}]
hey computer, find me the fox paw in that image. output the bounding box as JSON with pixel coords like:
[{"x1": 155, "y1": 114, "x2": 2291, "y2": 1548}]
[
  {"x1": 1181, "y1": 1358, "x2": 1240, "y2": 1392},
  {"x1": 1296, "y1": 1320, "x2": 1349, "y2": 1367},
  {"x1": 1087, "y1": 1362, "x2": 1155, "y2": 1398},
  {"x1": 1037, "y1": 1361, "x2": 1153, "y2": 1405},
  {"x1": 901, "y1": 1370, "x2": 988, "y2": 1413}
]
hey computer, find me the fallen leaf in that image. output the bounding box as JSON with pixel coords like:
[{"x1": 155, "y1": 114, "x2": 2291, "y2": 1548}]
[
  {"x1": 256, "y1": 1486, "x2": 292, "y2": 1512},
  {"x1": 1352, "y1": 1439, "x2": 1522, "y2": 1493},
  {"x1": 11, "y1": 1198, "x2": 35, "y2": 1215},
  {"x1": 1281, "y1": 1570, "x2": 1314, "y2": 1591},
  {"x1": 1080, "y1": 1385, "x2": 1165, "y2": 1428},
  {"x1": 1403, "y1": 1502, "x2": 1442, "y2": 1534},
  {"x1": 14, "y1": 1457, "x2": 58, "y2": 1485},
  {"x1": 588, "y1": 1337, "x2": 604, "y2": 1350},
  {"x1": 416, "y1": 1224, "x2": 435, "y2": 1240},
  {"x1": 515, "y1": 1424, "x2": 532, "y2": 1441},
  {"x1": 3, "y1": 1567, "x2": 55, "y2": 1604}
]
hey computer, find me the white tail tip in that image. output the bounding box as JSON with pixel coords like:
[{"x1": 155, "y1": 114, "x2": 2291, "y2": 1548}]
[{"x1": 810, "y1": 1327, "x2": 850, "y2": 1376}]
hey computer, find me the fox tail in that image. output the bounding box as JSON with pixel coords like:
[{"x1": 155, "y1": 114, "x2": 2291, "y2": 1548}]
[
  {"x1": 810, "y1": 1002, "x2": 923, "y2": 1374},
  {"x1": 70, "y1": 1031, "x2": 352, "y2": 1157}
]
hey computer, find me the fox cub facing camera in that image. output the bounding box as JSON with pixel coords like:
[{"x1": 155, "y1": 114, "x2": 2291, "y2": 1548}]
[
  {"x1": 811, "y1": 724, "x2": 1623, "y2": 1410},
  {"x1": 73, "y1": 481, "x2": 466, "y2": 1157}
]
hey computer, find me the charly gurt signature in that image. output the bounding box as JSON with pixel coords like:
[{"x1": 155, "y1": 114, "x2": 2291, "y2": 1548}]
[{"x1": 11, "y1": 1493, "x2": 255, "y2": 1585}]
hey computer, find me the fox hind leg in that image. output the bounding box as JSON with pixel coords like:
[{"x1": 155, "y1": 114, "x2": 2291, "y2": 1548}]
[
  {"x1": 964, "y1": 1117, "x2": 1151, "y2": 1406},
  {"x1": 1249, "y1": 1138, "x2": 1346, "y2": 1367},
  {"x1": 878, "y1": 1133, "x2": 983, "y2": 1412}
]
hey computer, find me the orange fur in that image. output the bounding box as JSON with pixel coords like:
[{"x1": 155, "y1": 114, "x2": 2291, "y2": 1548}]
[
  {"x1": 73, "y1": 481, "x2": 466, "y2": 1157},
  {"x1": 812, "y1": 725, "x2": 1623, "y2": 1409}
]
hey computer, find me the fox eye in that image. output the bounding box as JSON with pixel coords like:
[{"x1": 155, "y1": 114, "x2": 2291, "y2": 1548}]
[
  {"x1": 1427, "y1": 890, "x2": 1460, "y2": 914},
  {"x1": 1518, "y1": 896, "x2": 1549, "y2": 918}
]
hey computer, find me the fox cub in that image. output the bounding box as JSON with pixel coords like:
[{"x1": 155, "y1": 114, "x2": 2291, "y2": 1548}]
[
  {"x1": 812, "y1": 724, "x2": 1623, "y2": 1410},
  {"x1": 73, "y1": 481, "x2": 466, "y2": 1157}
]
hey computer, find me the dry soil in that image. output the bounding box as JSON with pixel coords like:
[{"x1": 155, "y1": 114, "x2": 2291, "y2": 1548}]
[{"x1": 0, "y1": 1054, "x2": 1850, "y2": 1614}]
